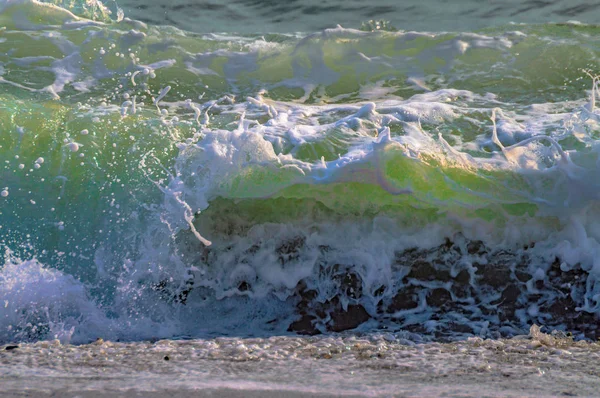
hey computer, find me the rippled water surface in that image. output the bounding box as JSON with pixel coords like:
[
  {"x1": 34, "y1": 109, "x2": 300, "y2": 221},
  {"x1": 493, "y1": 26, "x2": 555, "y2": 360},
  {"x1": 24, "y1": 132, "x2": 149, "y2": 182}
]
[{"x1": 118, "y1": 0, "x2": 600, "y2": 33}]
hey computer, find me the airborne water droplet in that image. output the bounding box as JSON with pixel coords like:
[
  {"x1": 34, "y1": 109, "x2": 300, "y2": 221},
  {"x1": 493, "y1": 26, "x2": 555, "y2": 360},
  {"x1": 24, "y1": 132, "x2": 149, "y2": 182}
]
[{"x1": 68, "y1": 142, "x2": 80, "y2": 152}]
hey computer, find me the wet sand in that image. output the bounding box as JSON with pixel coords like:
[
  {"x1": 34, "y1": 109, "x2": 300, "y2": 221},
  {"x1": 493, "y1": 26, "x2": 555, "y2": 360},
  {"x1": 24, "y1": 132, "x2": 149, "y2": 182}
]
[{"x1": 2, "y1": 327, "x2": 599, "y2": 397}]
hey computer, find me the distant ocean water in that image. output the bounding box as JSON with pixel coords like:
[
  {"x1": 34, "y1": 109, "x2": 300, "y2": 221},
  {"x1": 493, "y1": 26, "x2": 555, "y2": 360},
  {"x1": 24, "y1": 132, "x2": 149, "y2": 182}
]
[
  {"x1": 2, "y1": 0, "x2": 600, "y2": 349},
  {"x1": 117, "y1": 0, "x2": 600, "y2": 33}
]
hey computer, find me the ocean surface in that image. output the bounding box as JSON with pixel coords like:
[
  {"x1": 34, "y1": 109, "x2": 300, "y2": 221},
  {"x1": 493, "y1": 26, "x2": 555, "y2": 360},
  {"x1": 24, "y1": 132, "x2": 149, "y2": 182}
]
[{"x1": 2, "y1": 0, "x2": 600, "y2": 395}]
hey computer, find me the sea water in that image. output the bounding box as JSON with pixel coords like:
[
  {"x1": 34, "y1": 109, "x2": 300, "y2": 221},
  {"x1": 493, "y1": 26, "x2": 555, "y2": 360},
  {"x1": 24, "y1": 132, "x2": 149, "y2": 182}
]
[{"x1": 2, "y1": 0, "x2": 600, "y2": 395}]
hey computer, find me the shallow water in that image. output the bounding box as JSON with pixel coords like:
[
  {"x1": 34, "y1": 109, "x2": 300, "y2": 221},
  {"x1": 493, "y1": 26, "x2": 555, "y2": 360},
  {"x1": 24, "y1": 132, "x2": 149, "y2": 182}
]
[{"x1": 2, "y1": 327, "x2": 600, "y2": 397}]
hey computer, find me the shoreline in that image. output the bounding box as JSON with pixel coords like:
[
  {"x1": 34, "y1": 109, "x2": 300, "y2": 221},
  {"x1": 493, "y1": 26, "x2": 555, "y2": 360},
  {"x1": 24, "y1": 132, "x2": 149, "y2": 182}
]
[{"x1": 2, "y1": 327, "x2": 599, "y2": 397}]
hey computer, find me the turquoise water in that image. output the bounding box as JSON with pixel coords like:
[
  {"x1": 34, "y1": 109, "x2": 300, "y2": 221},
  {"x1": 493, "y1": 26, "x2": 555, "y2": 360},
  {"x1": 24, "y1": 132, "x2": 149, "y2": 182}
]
[{"x1": 2, "y1": 0, "x2": 600, "y2": 343}]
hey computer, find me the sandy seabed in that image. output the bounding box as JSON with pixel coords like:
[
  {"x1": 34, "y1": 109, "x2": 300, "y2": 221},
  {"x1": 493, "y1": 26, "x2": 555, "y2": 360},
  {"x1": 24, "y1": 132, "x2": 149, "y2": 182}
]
[{"x1": 1, "y1": 326, "x2": 599, "y2": 397}]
